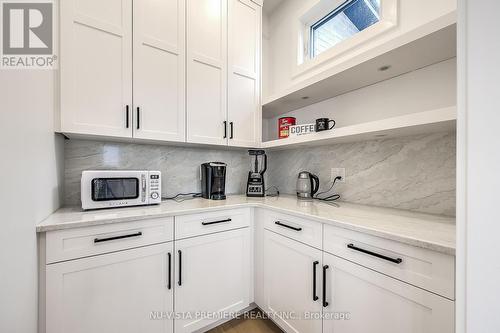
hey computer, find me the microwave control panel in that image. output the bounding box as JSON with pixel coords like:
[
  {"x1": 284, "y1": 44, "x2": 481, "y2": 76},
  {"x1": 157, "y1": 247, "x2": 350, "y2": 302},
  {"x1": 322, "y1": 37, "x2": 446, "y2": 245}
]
[{"x1": 148, "y1": 171, "x2": 162, "y2": 204}]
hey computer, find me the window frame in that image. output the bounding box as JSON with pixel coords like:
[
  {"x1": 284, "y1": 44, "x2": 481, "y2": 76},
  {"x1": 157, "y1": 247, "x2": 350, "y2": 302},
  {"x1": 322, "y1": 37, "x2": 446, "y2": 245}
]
[
  {"x1": 310, "y1": 0, "x2": 381, "y2": 58},
  {"x1": 294, "y1": 0, "x2": 398, "y2": 78}
]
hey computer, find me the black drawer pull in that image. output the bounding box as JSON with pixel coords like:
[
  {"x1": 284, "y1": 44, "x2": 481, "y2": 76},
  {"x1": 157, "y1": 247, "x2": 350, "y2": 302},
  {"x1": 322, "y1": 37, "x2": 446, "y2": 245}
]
[
  {"x1": 322, "y1": 265, "x2": 329, "y2": 308},
  {"x1": 178, "y1": 250, "x2": 182, "y2": 286},
  {"x1": 94, "y1": 231, "x2": 142, "y2": 243},
  {"x1": 223, "y1": 121, "x2": 227, "y2": 139},
  {"x1": 136, "y1": 107, "x2": 140, "y2": 129},
  {"x1": 229, "y1": 122, "x2": 234, "y2": 139},
  {"x1": 125, "y1": 105, "x2": 130, "y2": 128},
  {"x1": 275, "y1": 221, "x2": 302, "y2": 232},
  {"x1": 347, "y1": 243, "x2": 403, "y2": 264},
  {"x1": 313, "y1": 261, "x2": 319, "y2": 301},
  {"x1": 202, "y1": 218, "x2": 232, "y2": 226},
  {"x1": 167, "y1": 252, "x2": 172, "y2": 290}
]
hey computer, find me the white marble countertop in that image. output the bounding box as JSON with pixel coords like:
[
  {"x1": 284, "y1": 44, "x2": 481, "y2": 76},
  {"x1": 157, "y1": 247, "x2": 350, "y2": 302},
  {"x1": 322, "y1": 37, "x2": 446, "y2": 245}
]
[{"x1": 37, "y1": 195, "x2": 456, "y2": 255}]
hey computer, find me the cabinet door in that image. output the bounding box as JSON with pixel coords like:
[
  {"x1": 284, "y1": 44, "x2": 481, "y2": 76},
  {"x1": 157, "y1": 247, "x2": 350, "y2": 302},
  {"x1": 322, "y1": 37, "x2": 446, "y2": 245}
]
[
  {"x1": 60, "y1": 0, "x2": 132, "y2": 137},
  {"x1": 186, "y1": 0, "x2": 228, "y2": 146},
  {"x1": 263, "y1": 230, "x2": 323, "y2": 333},
  {"x1": 133, "y1": 0, "x2": 186, "y2": 142},
  {"x1": 228, "y1": 0, "x2": 261, "y2": 147},
  {"x1": 46, "y1": 242, "x2": 174, "y2": 333},
  {"x1": 174, "y1": 228, "x2": 251, "y2": 333},
  {"x1": 322, "y1": 252, "x2": 454, "y2": 333}
]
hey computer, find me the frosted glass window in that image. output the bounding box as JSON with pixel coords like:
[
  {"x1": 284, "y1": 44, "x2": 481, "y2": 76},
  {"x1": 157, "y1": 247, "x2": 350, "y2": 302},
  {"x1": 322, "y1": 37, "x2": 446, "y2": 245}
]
[{"x1": 311, "y1": 0, "x2": 380, "y2": 57}]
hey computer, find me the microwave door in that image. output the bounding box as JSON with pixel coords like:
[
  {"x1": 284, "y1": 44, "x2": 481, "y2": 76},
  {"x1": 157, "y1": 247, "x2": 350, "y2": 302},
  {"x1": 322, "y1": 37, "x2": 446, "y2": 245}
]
[{"x1": 92, "y1": 177, "x2": 143, "y2": 204}]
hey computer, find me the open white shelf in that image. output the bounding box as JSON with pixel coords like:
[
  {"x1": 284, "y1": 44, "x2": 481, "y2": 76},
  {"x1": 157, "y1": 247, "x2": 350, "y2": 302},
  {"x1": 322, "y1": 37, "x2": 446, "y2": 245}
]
[
  {"x1": 262, "y1": 24, "x2": 457, "y2": 118},
  {"x1": 261, "y1": 107, "x2": 456, "y2": 150}
]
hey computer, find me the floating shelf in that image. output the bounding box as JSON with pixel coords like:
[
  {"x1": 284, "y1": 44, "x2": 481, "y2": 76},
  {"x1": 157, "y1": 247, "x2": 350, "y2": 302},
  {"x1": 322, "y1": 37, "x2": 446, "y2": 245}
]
[
  {"x1": 261, "y1": 107, "x2": 456, "y2": 150},
  {"x1": 263, "y1": 23, "x2": 457, "y2": 119}
]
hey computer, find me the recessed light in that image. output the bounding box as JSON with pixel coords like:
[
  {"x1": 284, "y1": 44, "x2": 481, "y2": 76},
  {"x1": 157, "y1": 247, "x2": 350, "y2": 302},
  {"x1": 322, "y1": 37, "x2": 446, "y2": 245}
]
[
  {"x1": 378, "y1": 65, "x2": 391, "y2": 72},
  {"x1": 301, "y1": 96, "x2": 309, "y2": 100}
]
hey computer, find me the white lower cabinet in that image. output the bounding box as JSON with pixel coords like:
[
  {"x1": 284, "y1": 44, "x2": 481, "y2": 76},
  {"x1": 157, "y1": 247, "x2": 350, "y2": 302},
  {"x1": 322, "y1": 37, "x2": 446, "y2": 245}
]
[
  {"x1": 43, "y1": 213, "x2": 252, "y2": 333},
  {"x1": 263, "y1": 230, "x2": 323, "y2": 333},
  {"x1": 43, "y1": 208, "x2": 454, "y2": 333},
  {"x1": 46, "y1": 242, "x2": 174, "y2": 333},
  {"x1": 261, "y1": 225, "x2": 454, "y2": 333},
  {"x1": 322, "y1": 252, "x2": 455, "y2": 333},
  {"x1": 174, "y1": 227, "x2": 251, "y2": 333}
]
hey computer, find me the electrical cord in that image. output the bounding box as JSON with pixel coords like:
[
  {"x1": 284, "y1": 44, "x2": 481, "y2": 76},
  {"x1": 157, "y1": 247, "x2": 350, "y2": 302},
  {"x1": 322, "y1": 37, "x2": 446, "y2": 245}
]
[
  {"x1": 265, "y1": 186, "x2": 280, "y2": 197},
  {"x1": 314, "y1": 176, "x2": 341, "y2": 202},
  {"x1": 162, "y1": 192, "x2": 202, "y2": 202}
]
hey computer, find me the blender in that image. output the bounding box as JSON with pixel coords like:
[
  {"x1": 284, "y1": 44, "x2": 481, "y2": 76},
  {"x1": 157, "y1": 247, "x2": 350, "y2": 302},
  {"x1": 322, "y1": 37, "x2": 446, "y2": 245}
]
[{"x1": 246, "y1": 150, "x2": 267, "y2": 197}]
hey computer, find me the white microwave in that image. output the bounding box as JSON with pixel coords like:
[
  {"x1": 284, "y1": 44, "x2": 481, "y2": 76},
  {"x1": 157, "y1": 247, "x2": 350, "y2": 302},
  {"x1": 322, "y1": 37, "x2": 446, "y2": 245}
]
[{"x1": 81, "y1": 170, "x2": 161, "y2": 210}]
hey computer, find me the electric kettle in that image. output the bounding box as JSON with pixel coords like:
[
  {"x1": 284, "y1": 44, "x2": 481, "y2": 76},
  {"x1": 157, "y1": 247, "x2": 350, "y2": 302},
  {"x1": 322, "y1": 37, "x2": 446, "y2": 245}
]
[{"x1": 296, "y1": 171, "x2": 320, "y2": 200}]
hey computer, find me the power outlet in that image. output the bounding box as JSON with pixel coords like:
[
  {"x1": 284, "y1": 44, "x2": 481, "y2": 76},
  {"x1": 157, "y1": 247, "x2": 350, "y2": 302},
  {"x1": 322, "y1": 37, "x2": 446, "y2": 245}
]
[{"x1": 330, "y1": 168, "x2": 346, "y2": 183}]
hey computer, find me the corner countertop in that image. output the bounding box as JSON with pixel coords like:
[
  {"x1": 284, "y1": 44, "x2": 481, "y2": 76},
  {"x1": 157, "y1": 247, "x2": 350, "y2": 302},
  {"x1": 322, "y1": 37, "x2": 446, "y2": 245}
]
[{"x1": 37, "y1": 195, "x2": 456, "y2": 255}]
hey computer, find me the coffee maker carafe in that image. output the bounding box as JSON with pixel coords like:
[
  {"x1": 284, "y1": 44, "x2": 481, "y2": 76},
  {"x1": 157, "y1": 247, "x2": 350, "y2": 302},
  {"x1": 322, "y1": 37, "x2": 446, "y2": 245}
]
[{"x1": 201, "y1": 162, "x2": 227, "y2": 200}]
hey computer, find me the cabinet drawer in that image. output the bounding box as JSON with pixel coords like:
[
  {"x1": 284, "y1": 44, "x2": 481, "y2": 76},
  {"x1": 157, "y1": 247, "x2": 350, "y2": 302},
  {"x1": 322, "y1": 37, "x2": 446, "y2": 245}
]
[
  {"x1": 175, "y1": 208, "x2": 251, "y2": 239},
  {"x1": 46, "y1": 217, "x2": 174, "y2": 264},
  {"x1": 323, "y1": 224, "x2": 455, "y2": 299},
  {"x1": 262, "y1": 210, "x2": 322, "y2": 249}
]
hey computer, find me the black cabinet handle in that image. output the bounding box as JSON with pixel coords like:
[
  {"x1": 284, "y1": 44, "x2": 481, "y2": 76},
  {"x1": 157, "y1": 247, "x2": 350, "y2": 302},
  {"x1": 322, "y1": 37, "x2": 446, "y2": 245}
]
[
  {"x1": 202, "y1": 218, "x2": 232, "y2": 226},
  {"x1": 178, "y1": 250, "x2": 182, "y2": 286},
  {"x1": 230, "y1": 122, "x2": 234, "y2": 139},
  {"x1": 136, "y1": 107, "x2": 140, "y2": 129},
  {"x1": 275, "y1": 221, "x2": 302, "y2": 232},
  {"x1": 347, "y1": 243, "x2": 403, "y2": 264},
  {"x1": 313, "y1": 261, "x2": 319, "y2": 301},
  {"x1": 322, "y1": 265, "x2": 329, "y2": 308},
  {"x1": 94, "y1": 231, "x2": 142, "y2": 243},
  {"x1": 126, "y1": 105, "x2": 130, "y2": 128},
  {"x1": 223, "y1": 121, "x2": 227, "y2": 139},
  {"x1": 167, "y1": 252, "x2": 172, "y2": 290}
]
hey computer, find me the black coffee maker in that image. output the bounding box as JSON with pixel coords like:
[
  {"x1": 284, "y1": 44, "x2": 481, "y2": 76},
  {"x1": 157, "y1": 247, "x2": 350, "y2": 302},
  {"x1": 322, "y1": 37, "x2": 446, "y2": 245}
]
[{"x1": 201, "y1": 162, "x2": 227, "y2": 200}]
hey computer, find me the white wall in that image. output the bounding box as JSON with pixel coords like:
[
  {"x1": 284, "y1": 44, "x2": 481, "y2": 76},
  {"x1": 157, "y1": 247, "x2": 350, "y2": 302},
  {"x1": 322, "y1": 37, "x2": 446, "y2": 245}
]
[
  {"x1": 458, "y1": 0, "x2": 500, "y2": 332},
  {"x1": 264, "y1": 0, "x2": 457, "y2": 97},
  {"x1": 0, "y1": 70, "x2": 64, "y2": 332}
]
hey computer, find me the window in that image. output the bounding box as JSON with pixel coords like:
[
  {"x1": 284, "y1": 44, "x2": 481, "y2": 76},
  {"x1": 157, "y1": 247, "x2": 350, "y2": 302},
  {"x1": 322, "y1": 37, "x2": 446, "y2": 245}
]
[{"x1": 311, "y1": 0, "x2": 381, "y2": 57}]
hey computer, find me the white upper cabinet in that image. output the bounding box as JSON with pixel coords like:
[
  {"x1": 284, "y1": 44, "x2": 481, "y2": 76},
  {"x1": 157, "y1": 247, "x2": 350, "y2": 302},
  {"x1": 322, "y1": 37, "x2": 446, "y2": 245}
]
[
  {"x1": 187, "y1": 0, "x2": 262, "y2": 147},
  {"x1": 59, "y1": 0, "x2": 133, "y2": 137},
  {"x1": 228, "y1": 0, "x2": 261, "y2": 147},
  {"x1": 133, "y1": 0, "x2": 186, "y2": 142},
  {"x1": 186, "y1": 0, "x2": 228, "y2": 146},
  {"x1": 59, "y1": 0, "x2": 262, "y2": 147}
]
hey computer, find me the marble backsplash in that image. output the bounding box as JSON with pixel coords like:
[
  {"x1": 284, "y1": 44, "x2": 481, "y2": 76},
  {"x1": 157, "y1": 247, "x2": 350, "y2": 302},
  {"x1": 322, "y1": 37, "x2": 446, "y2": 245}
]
[
  {"x1": 64, "y1": 140, "x2": 250, "y2": 206},
  {"x1": 266, "y1": 132, "x2": 456, "y2": 216},
  {"x1": 64, "y1": 132, "x2": 456, "y2": 216}
]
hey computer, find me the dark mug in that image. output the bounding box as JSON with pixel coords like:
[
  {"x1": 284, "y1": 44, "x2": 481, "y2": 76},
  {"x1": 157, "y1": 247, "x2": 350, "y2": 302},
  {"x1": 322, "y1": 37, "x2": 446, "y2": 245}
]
[{"x1": 315, "y1": 118, "x2": 336, "y2": 132}]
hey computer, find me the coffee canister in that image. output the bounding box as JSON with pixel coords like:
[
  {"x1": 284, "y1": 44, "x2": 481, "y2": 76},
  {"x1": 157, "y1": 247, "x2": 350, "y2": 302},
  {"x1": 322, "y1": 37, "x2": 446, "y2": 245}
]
[{"x1": 278, "y1": 117, "x2": 296, "y2": 139}]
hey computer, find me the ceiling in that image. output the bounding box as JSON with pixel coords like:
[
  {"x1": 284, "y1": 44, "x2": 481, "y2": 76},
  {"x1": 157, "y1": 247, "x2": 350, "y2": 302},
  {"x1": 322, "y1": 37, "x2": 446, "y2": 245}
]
[{"x1": 263, "y1": 0, "x2": 285, "y2": 15}]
